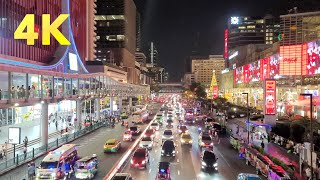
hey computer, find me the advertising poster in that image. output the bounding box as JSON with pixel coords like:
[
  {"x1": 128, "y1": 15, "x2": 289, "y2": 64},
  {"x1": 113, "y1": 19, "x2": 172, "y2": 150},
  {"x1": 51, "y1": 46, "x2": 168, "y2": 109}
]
[
  {"x1": 234, "y1": 66, "x2": 243, "y2": 84},
  {"x1": 270, "y1": 54, "x2": 280, "y2": 79},
  {"x1": 264, "y1": 80, "x2": 276, "y2": 115},
  {"x1": 261, "y1": 57, "x2": 270, "y2": 80},
  {"x1": 279, "y1": 45, "x2": 304, "y2": 76},
  {"x1": 243, "y1": 64, "x2": 250, "y2": 83}
]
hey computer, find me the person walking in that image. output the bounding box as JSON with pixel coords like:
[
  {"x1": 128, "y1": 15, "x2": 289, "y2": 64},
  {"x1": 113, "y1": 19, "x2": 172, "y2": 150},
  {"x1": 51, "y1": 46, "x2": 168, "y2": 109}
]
[
  {"x1": 27, "y1": 163, "x2": 35, "y2": 180},
  {"x1": 23, "y1": 146, "x2": 27, "y2": 160},
  {"x1": 23, "y1": 136, "x2": 28, "y2": 148},
  {"x1": 55, "y1": 120, "x2": 58, "y2": 130}
]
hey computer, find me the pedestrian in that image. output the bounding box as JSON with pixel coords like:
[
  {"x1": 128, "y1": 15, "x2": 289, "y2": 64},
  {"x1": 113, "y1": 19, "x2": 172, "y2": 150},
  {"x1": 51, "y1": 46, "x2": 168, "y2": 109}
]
[
  {"x1": 23, "y1": 136, "x2": 28, "y2": 147},
  {"x1": 306, "y1": 166, "x2": 312, "y2": 180},
  {"x1": 27, "y1": 163, "x2": 35, "y2": 180},
  {"x1": 55, "y1": 120, "x2": 58, "y2": 130},
  {"x1": 0, "y1": 150, "x2": 3, "y2": 160},
  {"x1": 23, "y1": 146, "x2": 27, "y2": 160}
]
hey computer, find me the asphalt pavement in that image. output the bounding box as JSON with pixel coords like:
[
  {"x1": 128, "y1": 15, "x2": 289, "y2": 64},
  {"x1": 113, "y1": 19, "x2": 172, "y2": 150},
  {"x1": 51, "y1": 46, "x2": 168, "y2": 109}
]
[
  {"x1": 122, "y1": 116, "x2": 265, "y2": 180},
  {"x1": 0, "y1": 103, "x2": 160, "y2": 180}
]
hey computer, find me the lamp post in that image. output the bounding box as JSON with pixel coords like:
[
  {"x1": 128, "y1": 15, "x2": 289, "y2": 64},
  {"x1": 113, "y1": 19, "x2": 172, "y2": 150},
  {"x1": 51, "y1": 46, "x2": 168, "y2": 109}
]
[
  {"x1": 300, "y1": 93, "x2": 314, "y2": 179},
  {"x1": 242, "y1": 92, "x2": 250, "y2": 144}
]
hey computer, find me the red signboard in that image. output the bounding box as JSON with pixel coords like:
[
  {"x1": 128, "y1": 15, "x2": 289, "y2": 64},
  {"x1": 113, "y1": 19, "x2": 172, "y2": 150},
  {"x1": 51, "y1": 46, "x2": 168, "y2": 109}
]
[
  {"x1": 269, "y1": 54, "x2": 280, "y2": 79},
  {"x1": 249, "y1": 60, "x2": 261, "y2": 82},
  {"x1": 264, "y1": 80, "x2": 276, "y2": 115},
  {"x1": 213, "y1": 86, "x2": 219, "y2": 99},
  {"x1": 234, "y1": 66, "x2": 243, "y2": 84},
  {"x1": 224, "y1": 29, "x2": 228, "y2": 59}
]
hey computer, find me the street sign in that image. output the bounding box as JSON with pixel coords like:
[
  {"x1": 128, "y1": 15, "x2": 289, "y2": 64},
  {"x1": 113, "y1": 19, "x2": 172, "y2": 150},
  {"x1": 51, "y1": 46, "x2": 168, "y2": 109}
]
[{"x1": 8, "y1": 127, "x2": 21, "y2": 144}]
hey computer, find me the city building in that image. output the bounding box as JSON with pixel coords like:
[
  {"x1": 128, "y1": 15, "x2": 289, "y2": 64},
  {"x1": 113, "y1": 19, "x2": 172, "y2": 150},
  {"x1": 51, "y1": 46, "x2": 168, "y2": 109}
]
[
  {"x1": 94, "y1": 0, "x2": 139, "y2": 84},
  {"x1": 85, "y1": 0, "x2": 97, "y2": 61},
  {"x1": 149, "y1": 42, "x2": 159, "y2": 65},
  {"x1": 136, "y1": 11, "x2": 142, "y2": 52},
  {"x1": 191, "y1": 55, "x2": 225, "y2": 87},
  {"x1": 220, "y1": 11, "x2": 320, "y2": 122},
  {"x1": 183, "y1": 73, "x2": 197, "y2": 85},
  {"x1": 227, "y1": 15, "x2": 280, "y2": 49},
  {"x1": 135, "y1": 52, "x2": 147, "y2": 65}
]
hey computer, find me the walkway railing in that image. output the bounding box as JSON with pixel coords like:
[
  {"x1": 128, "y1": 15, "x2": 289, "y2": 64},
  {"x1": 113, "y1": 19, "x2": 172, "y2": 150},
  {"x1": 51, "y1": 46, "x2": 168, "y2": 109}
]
[{"x1": 0, "y1": 122, "x2": 103, "y2": 174}]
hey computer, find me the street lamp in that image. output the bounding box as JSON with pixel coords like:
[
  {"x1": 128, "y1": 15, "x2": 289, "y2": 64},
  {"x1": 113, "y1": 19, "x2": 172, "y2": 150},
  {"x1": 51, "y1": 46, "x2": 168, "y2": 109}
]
[
  {"x1": 300, "y1": 93, "x2": 314, "y2": 179},
  {"x1": 242, "y1": 92, "x2": 250, "y2": 144}
]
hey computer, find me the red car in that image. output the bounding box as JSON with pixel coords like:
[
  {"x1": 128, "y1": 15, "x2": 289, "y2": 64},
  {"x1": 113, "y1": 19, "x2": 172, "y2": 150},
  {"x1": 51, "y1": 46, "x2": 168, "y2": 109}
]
[
  {"x1": 130, "y1": 148, "x2": 149, "y2": 169},
  {"x1": 144, "y1": 129, "x2": 155, "y2": 138}
]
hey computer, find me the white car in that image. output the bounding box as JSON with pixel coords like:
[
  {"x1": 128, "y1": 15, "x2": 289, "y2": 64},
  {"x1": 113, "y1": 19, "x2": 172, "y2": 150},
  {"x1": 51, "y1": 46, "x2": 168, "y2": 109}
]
[
  {"x1": 162, "y1": 129, "x2": 174, "y2": 142},
  {"x1": 139, "y1": 136, "x2": 153, "y2": 150},
  {"x1": 150, "y1": 122, "x2": 160, "y2": 131}
]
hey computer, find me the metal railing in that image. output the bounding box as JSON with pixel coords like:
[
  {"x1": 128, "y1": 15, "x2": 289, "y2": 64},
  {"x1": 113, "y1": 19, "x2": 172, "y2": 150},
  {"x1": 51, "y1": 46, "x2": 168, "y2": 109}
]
[{"x1": 0, "y1": 122, "x2": 103, "y2": 174}]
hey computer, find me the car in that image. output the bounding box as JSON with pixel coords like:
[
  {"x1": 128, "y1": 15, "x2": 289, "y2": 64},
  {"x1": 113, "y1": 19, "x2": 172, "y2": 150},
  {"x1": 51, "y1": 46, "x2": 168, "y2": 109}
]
[
  {"x1": 130, "y1": 148, "x2": 149, "y2": 168},
  {"x1": 144, "y1": 129, "x2": 155, "y2": 138},
  {"x1": 177, "y1": 125, "x2": 188, "y2": 134},
  {"x1": 199, "y1": 135, "x2": 213, "y2": 148},
  {"x1": 123, "y1": 130, "x2": 133, "y2": 141},
  {"x1": 167, "y1": 114, "x2": 174, "y2": 120},
  {"x1": 129, "y1": 126, "x2": 141, "y2": 135},
  {"x1": 238, "y1": 112, "x2": 247, "y2": 118},
  {"x1": 162, "y1": 129, "x2": 174, "y2": 142},
  {"x1": 111, "y1": 173, "x2": 133, "y2": 180},
  {"x1": 201, "y1": 150, "x2": 218, "y2": 171},
  {"x1": 104, "y1": 139, "x2": 121, "y2": 153},
  {"x1": 181, "y1": 133, "x2": 192, "y2": 145},
  {"x1": 150, "y1": 122, "x2": 160, "y2": 131},
  {"x1": 161, "y1": 140, "x2": 176, "y2": 157},
  {"x1": 237, "y1": 173, "x2": 261, "y2": 180},
  {"x1": 139, "y1": 136, "x2": 153, "y2": 149}
]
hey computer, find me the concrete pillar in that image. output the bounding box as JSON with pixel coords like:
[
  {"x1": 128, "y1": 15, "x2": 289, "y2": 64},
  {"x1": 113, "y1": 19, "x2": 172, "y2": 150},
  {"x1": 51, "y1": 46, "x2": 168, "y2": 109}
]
[
  {"x1": 118, "y1": 97, "x2": 122, "y2": 113},
  {"x1": 110, "y1": 97, "x2": 114, "y2": 115},
  {"x1": 40, "y1": 102, "x2": 49, "y2": 146},
  {"x1": 95, "y1": 98, "x2": 100, "y2": 120},
  {"x1": 76, "y1": 100, "x2": 82, "y2": 130}
]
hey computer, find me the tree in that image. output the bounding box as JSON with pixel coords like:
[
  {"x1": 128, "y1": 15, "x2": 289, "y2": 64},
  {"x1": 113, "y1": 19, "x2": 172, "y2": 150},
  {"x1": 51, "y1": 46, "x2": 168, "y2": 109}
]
[
  {"x1": 213, "y1": 97, "x2": 227, "y2": 105},
  {"x1": 189, "y1": 82, "x2": 207, "y2": 99}
]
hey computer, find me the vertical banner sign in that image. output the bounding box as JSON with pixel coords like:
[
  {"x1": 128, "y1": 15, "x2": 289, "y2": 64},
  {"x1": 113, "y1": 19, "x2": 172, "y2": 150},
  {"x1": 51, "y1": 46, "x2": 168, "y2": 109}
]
[
  {"x1": 213, "y1": 86, "x2": 219, "y2": 99},
  {"x1": 264, "y1": 80, "x2": 276, "y2": 115},
  {"x1": 224, "y1": 29, "x2": 228, "y2": 59}
]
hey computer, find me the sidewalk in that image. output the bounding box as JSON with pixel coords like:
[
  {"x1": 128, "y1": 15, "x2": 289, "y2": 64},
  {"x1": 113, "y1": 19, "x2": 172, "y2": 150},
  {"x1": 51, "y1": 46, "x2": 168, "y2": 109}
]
[
  {"x1": 0, "y1": 112, "x2": 88, "y2": 162},
  {"x1": 226, "y1": 118, "x2": 305, "y2": 180}
]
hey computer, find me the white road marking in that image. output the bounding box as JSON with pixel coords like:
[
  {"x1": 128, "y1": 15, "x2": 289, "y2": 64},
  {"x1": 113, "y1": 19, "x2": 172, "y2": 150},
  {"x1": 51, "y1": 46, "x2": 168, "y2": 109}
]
[
  {"x1": 178, "y1": 170, "x2": 180, "y2": 175},
  {"x1": 149, "y1": 169, "x2": 152, "y2": 173}
]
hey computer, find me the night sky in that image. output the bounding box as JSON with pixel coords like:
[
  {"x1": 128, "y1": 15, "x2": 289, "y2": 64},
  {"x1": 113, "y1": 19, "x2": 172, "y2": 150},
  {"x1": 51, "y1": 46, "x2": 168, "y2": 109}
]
[{"x1": 134, "y1": 0, "x2": 320, "y2": 81}]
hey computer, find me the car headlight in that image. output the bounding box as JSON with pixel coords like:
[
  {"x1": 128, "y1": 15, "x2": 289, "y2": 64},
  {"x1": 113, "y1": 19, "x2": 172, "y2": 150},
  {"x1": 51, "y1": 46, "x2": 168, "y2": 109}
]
[
  {"x1": 185, "y1": 130, "x2": 188, "y2": 133},
  {"x1": 190, "y1": 140, "x2": 193, "y2": 143},
  {"x1": 214, "y1": 163, "x2": 218, "y2": 167},
  {"x1": 51, "y1": 173, "x2": 56, "y2": 177},
  {"x1": 172, "y1": 150, "x2": 175, "y2": 153},
  {"x1": 202, "y1": 162, "x2": 206, "y2": 166},
  {"x1": 148, "y1": 143, "x2": 152, "y2": 147},
  {"x1": 162, "y1": 135, "x2": 165, "y2": 138},
  {"x1": 131, "y1": 159, "x2": 134, "y2": 164},
  {"x1": 37, "y1": 173, "x2": 40, "y2": 177},
  {"x1": 210, "y1": 143, "x2": 214, "y2": 146},
  {"x1": 142, "y1": 160, "x2": 146, "y2": 164},
  {"x1": 161, "y1": 150, "x2": 164, "y2": 153},
  {"x1": 181, "y1": 139, "x2": 185, "y2": 143},
  {"x1": 139, "y1": 144, "x2": 143, "y2": 147},
  {"x1": 201, "y1": 142, "x2": 205, "y2": 146}
]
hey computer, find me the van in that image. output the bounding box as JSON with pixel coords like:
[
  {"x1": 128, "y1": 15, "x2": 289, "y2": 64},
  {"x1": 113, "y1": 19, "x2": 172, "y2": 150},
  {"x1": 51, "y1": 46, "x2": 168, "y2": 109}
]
[{"x1": 36, "y1": 144, "x2": 78, "y2": 179}]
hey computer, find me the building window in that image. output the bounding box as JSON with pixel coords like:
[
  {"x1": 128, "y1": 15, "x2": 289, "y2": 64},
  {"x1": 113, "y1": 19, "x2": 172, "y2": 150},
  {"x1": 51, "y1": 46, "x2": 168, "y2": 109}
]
[
  {"x1": 238, "y1": 26, "x2": 246, "y2": 29},
  {"x1": 247, "y1": 25, "x2": 255, "y2": 29}
]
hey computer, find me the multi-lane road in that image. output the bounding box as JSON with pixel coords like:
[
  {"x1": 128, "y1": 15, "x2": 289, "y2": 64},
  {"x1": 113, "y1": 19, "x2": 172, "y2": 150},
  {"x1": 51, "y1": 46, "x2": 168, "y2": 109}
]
[
  {"x1": 121, "y1": 114, "x2": 265, "y2": 180},
  {"x1": 0, "y1": 104, "x2": 160, "y2": 180}
]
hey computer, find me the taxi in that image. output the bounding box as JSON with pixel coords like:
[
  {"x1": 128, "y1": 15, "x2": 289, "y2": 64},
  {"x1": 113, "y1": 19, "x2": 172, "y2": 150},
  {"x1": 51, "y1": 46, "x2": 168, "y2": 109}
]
[
  {"x1": 104, "y1": 139, "x2": 121, "y2": 153},
  {"x1": 180, "y1": 133, "x2": 192, "y2": 145}
]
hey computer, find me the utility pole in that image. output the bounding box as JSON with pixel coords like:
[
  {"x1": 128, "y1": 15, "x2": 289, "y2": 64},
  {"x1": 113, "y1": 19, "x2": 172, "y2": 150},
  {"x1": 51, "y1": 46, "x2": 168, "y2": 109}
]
[{"x1": 242, "y1": 92, "x2": 249, "y2": 143}]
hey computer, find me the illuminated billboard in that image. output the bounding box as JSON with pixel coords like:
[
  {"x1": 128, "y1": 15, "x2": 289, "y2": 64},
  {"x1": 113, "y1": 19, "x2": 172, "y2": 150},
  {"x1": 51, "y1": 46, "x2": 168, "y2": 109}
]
[
  {"x1": 261, "y1": 57, "x2": 270, "y2": 80},
  {"x1": 279, "y1": 45, "x2": 304, "y2": 76},
  {"x1": 249, "y1": 60, "x2": 261, "y2": 82},
  {"x1": 243, "y1": 64, "x2": 250, "y2": 83},
  {"x1": 306, "y1": 39, "x2": 320, "y2": 75},
  {"x1": 270, "y1": 54, "x2": 280, "y2": 79},
  {"x1": 264, "y1": 80, "x2": 276, "y2": 115},
  {"x1": 234, "y1": 66, "x2": 243, "y2": 84},
  {"x1": 212, "y1": 86, "x2": 219, "y2": 99}
]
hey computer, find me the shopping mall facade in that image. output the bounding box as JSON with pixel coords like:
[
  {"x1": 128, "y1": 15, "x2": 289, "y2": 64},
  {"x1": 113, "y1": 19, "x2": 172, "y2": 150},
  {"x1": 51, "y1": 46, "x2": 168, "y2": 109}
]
[
  {"x1": 0, "y1": 0, "x2": 149, "y2": 145},
  {"x1": 220, "y1": 11, "x2": 320, "y2": 122}
]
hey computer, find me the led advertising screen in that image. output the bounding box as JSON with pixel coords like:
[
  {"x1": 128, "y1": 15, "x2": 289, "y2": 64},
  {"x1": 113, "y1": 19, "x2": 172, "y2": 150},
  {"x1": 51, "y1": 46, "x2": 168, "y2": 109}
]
[
  {"x1": 212, "y1": 86, "x2": 219, "y2": 99},
  {"x1": 279, "y1": 45, "x2": 304, "y2": 76},
  {"x1": 264, "y1": 80, "x2": 276, "y2": 115},
  {"x1": 261, "y1": 57, "x2": 270, "y2": 80},
  {"x1": 234, "y1": 66, "x2": 243, "y2": 84},
  {"x1": 8, "y1": 127, "x2": 21, "y2": 144},
  {"x1": 249, "y1": 60, "x2": 261, "y2": 82},
  {"x1": 224, "y1": 29, "x2": 228, "y2": 59},
  {"x1": 243, "y1": 64, "x2": 250, "y2": 83},
  {"x1": 270, "y1": 54, "x2": 280, "y2": 79},
  {"x1": 69, "y1": 53, "x2": 78, "y2": 71},
  {"x1": 306, "y1": 40, "x2": 320, "y2": 75}
]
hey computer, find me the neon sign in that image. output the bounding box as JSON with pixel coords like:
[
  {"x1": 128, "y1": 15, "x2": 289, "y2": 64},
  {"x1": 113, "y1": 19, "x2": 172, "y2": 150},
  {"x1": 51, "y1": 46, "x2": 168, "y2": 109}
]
[{"x1": 224, "y1": 29, "x2": 228, "y2": 59}]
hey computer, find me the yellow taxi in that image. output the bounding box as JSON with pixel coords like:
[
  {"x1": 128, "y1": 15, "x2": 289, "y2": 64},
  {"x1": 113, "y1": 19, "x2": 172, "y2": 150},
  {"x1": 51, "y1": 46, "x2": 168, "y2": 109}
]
[
  {"x1": 104, "y1": 139, "x2": 121, "y2": 153},
  {"x1": 180, "y1": 133, "x2": 192, "y2": 145}
]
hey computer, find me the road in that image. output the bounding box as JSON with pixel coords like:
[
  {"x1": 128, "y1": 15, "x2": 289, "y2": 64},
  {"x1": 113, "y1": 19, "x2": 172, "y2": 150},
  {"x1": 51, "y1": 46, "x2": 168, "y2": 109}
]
[
  {"x1": 121, "y1": 116, "x2": 266, "y2": 180},
  {"x1": 0, "y1": 103, "x2": 161, "y2": 180}
]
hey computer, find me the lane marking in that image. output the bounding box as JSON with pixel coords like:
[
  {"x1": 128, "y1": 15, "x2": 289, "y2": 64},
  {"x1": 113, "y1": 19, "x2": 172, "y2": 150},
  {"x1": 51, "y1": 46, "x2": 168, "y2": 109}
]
[
  {"x1": 149, "y1": 168, "x2": 152, "y2": 174},
  {"x1": 178, "y1": 170, "x2": 180, "y2": 175}
]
